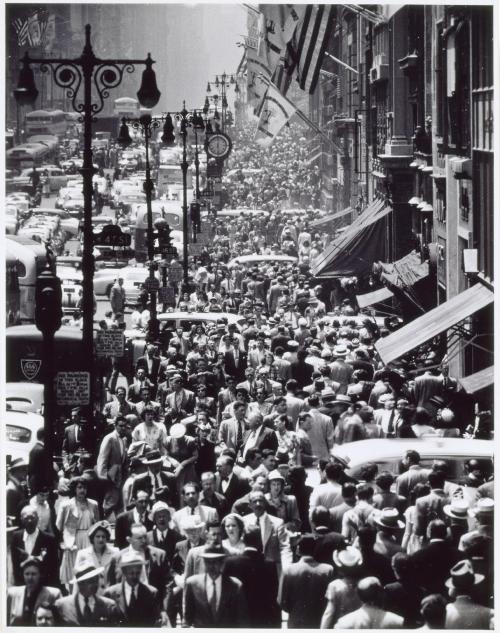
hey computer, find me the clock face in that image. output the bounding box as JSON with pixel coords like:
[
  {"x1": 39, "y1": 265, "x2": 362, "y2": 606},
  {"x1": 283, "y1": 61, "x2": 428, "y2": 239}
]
[{"x1": 207, "y1": 133, "x2": 231, "y2": 158}]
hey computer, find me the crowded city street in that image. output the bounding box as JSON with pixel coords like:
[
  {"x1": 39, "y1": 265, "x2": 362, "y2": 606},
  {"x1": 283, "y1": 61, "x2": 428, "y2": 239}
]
[{"x1": 4, "y1": 3, "x2": 494, "y2": 630}]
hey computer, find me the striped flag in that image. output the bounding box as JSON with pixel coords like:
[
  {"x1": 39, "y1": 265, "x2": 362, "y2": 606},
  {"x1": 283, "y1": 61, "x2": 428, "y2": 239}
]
[
  {"x1": 271, "y1": 42, "x2": 297, "y2": 96},
  {"x1": 27, "y1": 12, "x2": 42, "y2": 47},
  {"x1": 254, "y1": 82, "x2": 297, "y2": 148},
  {"x1": 292, "y1": 4, "x2": 335, "y2": 94},
  {"x1": 13, "y1": 17, "x2": 29, "y2": 46},
  {"x1": 259, "y1": 4, "x2": 306, "y2": 74}
]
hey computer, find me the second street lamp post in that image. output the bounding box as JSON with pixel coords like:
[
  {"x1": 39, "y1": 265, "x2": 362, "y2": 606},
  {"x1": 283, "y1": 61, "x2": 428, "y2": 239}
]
[{"x1": 14, "y1": 24, "x2": 160, "y2": 421}]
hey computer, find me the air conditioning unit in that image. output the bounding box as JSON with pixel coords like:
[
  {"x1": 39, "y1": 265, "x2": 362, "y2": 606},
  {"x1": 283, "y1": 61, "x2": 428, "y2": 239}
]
[
  {"x1": 450, "y1": 158, "x2": 472, "y2": 180},
  {"x1": 369, "y1": 54, "x2": 389, "y2": 84}
]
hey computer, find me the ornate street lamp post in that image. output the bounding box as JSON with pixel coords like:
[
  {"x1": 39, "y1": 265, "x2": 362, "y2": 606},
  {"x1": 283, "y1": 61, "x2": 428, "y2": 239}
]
[
  {"x1": 206, "y1": 72, "x2": 238, "y2": 132},
  {"x1": 14, "y1": 24, "x2": 160, "y2": 421}
]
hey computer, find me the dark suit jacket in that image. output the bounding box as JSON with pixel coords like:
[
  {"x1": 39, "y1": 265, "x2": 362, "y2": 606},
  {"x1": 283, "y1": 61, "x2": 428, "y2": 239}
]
[
  {"x1": 410, "y1": 540, "x2": 465, "y2": 594},
  {"x1": 28, "y1": 442, "x2": 46, "y2": 492},
  {"x1": 224, "y1": 548, "x2": 281, "y2": 627},
  {"x1": 131, "y1": 470, "x2": 177, "y2": 507},
  {"x1": 11, "y1": 528, "x2": 59, "y2": 587},
  {"x1": 199, "y1": 491, "x2": 229, "y2": 519},
  {"x1": 55, "y1": 593, "x2": 120, "y2": 626},
  {"x1": 108, "y1": 545, "x2": 170, "y2": 602},
  {"x1": 104, "y1": 581, "x2": 161, "y2": 627},
  {"x1": 147, "y1": 527, "x2": 184, "y2": 564},
  {"x1": 62, "y1": 424, "x2": 97, "y2": 462},
  {"x1": 114, "y1": 510, "x2": 154, "y2": 549},
  {"x1": 313, "y1": 529, "x2": 347, "y2": 565},
  {"x1": 415, "y1": 489, "x2": 449, "y2": 536},
  {"x1": 183, "y1": 572, "x2": 248, "y2": 628},
  {"x1": 279, "y1": 556, "x2": 334, "y2": 628},
  {"x1": 383, "y1": 580, "x2": 425, "y2": 627},
  {"x1": 290, "y1": 361, "x2": 314, "y2": 388},
  {"x1": 215, "y1": 472, "x2": 251, "y2": 511},
  {"x1": 136, "y1": 355, "x2": 162, "y2": 383},
  {"x1": 241, "y1": 425, "x2": 278, "y2": 456}
]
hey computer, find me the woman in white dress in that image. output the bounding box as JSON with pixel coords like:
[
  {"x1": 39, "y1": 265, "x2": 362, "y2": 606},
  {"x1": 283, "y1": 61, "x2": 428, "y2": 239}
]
[
  {"x1": 401, "y1": 482, "x2": 431, "y2": 554},
  {"x1": 222, "y1": 513, "x2": 245, "y2": 554},
  {"x1": 56, "y1": 476, "x2": 99, "y2": 589},
  {"x1": 74, "y1": 520, "x2": 118, "y2": 593}
]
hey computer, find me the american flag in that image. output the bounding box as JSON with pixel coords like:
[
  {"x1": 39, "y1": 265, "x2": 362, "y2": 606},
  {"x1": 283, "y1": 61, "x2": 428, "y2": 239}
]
[{"x1": 13, "y1": 17, "x2": 29, "y2": 46}]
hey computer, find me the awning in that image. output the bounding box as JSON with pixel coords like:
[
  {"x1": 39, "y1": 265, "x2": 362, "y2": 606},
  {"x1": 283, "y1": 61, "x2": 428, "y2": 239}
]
[
  {"x1": 311, "y1": 198, "x2": 391, "y2": 278},
  {"x1": 306, "y1": 151, "x2": 322, "y2": 165},
  {"x1": 458, "y1": 366, "x2": 494, "y2": 393},
  {"x1": 310, "y1": 207, "x2": 353, "y2": 228},
  {"x1": 356, "y1": 286, "x2": 394, "y2": 309},
  {"x1": 380, "y1": 251, "x2": 429, "y2": 288},
  {"x1": 375, "y1": 283, "x2": 494, "y2": 364}
]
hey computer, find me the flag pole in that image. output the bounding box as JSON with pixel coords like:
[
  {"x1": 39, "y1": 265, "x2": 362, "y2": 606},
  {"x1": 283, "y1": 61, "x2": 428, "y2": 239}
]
[{"x1": 324, "y1": 52, "x2": 359, "y2": 74}]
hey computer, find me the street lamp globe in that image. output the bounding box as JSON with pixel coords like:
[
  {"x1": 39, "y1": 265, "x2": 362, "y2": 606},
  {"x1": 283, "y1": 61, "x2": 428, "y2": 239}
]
[
  {"x1": 14, "y1": 54, "x2": 39, "y2": 105},
  {"x1": 117, "y1": 119, "x2": 133, "y2": 147},
  {"x1": 136, "y1": 53, "x2": 161, "y2": 108},
  {"x1": 161, "y1": 114, "x2": 176, "y2": 146}
]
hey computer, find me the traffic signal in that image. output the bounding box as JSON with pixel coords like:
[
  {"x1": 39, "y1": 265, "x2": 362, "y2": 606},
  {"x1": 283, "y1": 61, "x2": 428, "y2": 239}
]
[
  {"x1": 35, "y1": 267, "x2": 62, "y2": 335},
  {"x1": 190, "y1": 202, "x2": 201, "y2": 232},
  {"x1": 153, "y1": 218, "x2": 178, "y2": 258}
]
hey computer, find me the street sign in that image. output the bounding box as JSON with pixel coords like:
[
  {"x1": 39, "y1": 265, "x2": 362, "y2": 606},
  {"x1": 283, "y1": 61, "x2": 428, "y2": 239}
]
[
  {"x1": 95, "y1": 329, "x2": 125, "y2": 357},
  {"x1": 168, "y1": 261, "x2": 184, "y2": 283},
  {"x1": 144, "y1": 277, "x2": 160, "y2": 292},
  {"x1": 93, "y1": 224, "x2": 131, "y2": 247},
  {"x1": 158, "y1": 285, "x2": 176, "y2": 305},
  {"x1": 189, "y1": 243, "x2": 204, "y2": 256},
  {"x1": 56, "y1": 371, "x2": 90, "y2": 405},
  {"x1": 163, "y1": 245, "x2": 178, "y2": 257}
]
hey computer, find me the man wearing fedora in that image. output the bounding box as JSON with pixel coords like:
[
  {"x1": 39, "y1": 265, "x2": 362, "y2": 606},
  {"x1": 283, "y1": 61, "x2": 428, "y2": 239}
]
[
  {"x1": 459, "y1": 497, "x2": 494, "y2": 550},
  {"x1": 54, "y1": 563, "x2": 119, "y2": 625},
  {"x1": 373, "y1": 507, "x2": 405, "y2": 560},
  {"x1": 105, "y1": 551, "x2": 166, "y2": 626},
  {"x1": 183, "y1": 544, "x2": 248, "y2": 627},
  {"x1": 146, "y1": 501, "x2": 183, "y2": 564},
  {"x1": 131, "y1": 449, "x2": 177, "y2": 506},
  {"x1": 96, "y1": 415, "x2": 129, "y2": 519},
  {"x1": 329, "y1": 345, "x2": 353, "y2": 394},
  {"x1": 444, "y1": 559, "x2": 493, "y2": 629},
  {"x1": 279, "y1": 533, "x2": 334, "y2": 628}
]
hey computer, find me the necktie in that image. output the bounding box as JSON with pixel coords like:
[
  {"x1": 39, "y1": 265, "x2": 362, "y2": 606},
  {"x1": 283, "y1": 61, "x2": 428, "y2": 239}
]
[
  {"x1": 129, "y1": 587, "x2": 137, "y2": 610},
  {"x1": 83, "y1": 597, "x2": 92, "y2": 622},
  {"x1": 190, "y1": 506, "x2": 195, "y2": 515},
  {"x1": 387, "y1": 410, "x2": 395, "y2": 437},
  {"x1": 236, "y1": 421, "x2": 243, "y2": 448},
  {"x1": 209, "y1": 578, "x2": 217, "y2": 617}
]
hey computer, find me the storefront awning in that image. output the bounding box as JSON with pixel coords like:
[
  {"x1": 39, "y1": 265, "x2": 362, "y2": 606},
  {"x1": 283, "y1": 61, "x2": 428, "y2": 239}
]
[
  {"x1": 356, "y1": 286, "x2": 394, "y2": 309},
  {"x1": 306, "y1": 151, "x2": 322, "y2": 165},
  {"x1": 379, "y1": 251, "x2": 429, "y2": 288},
  {"x1": 458, "y1": 366, "x2": 494, "y2": 393},
  {"x1": 375, "y1": 283, "x2": 494, "y2": 364},
  {"x1": 310, "y1": 207, "x2": 353, "y2": 228},
  {"x1": 311, "y1": 198, "x2": 391, "y2": 277}
]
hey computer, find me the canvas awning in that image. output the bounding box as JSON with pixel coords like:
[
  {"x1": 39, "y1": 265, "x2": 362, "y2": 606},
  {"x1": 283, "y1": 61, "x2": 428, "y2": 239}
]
[
  {"x1": 356, "y1": 286, "x2": 394, "y2": 309},
  {"x1": 311, "y1": 198, "x2": 391, "y2": 277},
  {"x1": 310, "y1": 207, "x2": 353, "y2": 228},
  {"x1": 380, "y1": 251, "x2": 429, "y2": 288},
  {"x1": 375, "y1": 283, "x2": 494, "y2": 364},
  {"x1": 458, "y1": 366, "x2": 494, "y2": 393}
]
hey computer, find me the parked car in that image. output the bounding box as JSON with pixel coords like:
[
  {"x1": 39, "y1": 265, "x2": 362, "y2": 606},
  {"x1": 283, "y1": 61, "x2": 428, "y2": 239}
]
[
  {"x1": 6, "y1": 382, "x2": 44, "y2": 414},
  {"x1": 21, "y1": 165, "x2": 68, "y2": 191},
  {"x1": 6, "y1": 409, "x2": 44, "y2": 462}
]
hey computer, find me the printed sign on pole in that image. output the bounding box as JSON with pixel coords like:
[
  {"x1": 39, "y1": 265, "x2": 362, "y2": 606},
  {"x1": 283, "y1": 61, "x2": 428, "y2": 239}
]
[
  {"x1": 56, "y1": 372, "x2": 90, "y2": 405},
  {"x1": 95, "y1": 330, "x2": 125, "y2": 357}
]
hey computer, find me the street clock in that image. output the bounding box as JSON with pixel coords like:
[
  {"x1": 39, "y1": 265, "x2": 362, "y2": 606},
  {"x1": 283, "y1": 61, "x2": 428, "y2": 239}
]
[{"x1": 206, "y1": 132, "x2": 232, "y2": 160}]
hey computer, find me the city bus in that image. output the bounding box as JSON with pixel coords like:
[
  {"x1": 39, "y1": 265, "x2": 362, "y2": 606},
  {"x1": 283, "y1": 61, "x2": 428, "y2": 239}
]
[
  {"x1": 25, "y1": 109, "x2": 68, "y2": 137},
  {"x1": 6, "y1": 141, "x2": 55, "y2": 172},
  {"x1": 6, "y1": 236, "x2": 48, "y2": 322},
  {"x1": 156, "y1": 164, "x2": 193, "y2": 195},
  {"x1": 6, "y1": 253, "x2": 21, "y2": 327}
]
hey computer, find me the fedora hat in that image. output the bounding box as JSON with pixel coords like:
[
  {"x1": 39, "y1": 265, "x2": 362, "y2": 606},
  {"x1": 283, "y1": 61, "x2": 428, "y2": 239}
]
[
  {"x1": 200, "y1": 544, "x2": 227, "y2": 560},
  {"x1": 119, "y1": 551, "x2": 145, "y2": 569},
  {"x1": 445, "y1": 559, "x2": 484, "y2": 590},
  {"x1": 180, "y1": 515, "x2": 206, "y2": 532},
  {"x1": 169, "y1": 423, "x2": 186, "y2": 439},
  {"x1": 333, "y1": 546, "x2": 363, "y2": 569},
  {"x1": 374, "y1": 508, "x2": 405, "y2": 531},
  {"x1": 468, "y1": 497, "x2": 494, "y2": 518},
  {"x1": 268, "y1": 469, "x2": 286, "y2": 482},
  {"x1": 443, "y1": 499, "x2": 469, "y2": 520},
  {"x1": 321, "y1": 387, "x2": 336, "y2": 402},
  {"x1": 71, "y1": 562, "x2": 104, "y2": 583},
  {"x1": 142, "y1": 449, "x2": 163, "y2": 465},
  {"x1": 333, "y1": 345, "x2": 348, "y2": 357}
]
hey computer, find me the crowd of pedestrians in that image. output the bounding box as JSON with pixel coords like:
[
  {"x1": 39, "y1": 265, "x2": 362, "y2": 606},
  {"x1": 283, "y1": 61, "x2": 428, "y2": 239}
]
[{"x1": 6, "y1": 121, "x2": 493, "y2": 628}]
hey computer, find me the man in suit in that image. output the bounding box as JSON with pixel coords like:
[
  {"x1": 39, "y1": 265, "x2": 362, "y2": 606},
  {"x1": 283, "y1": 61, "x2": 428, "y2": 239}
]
[
  {"x1": 310, "y1": 506, "x2": 346, "y2": 564},
  {"x1": 304, "y1": 394, "x2": 335, "y2": 460},
  {"x1": 242, "y1": 491, "x2": 292, "y2": 575},
  {"x1": 334, "y1": 576, "x2": 404, "y2": 629},
  {"x1": 114, "y1": 491, "x2": 153, "y2": 549},
  {"x1": 105, "y1": 551, "x2": 167, "y2": 626},
  {"x1": 172, "y1": 482, "x2": 219, "y2": 533},
  {"x1": 215, "y1": 455, "x2": 250, "y2": 511},
  {"x1": 279, "y1": 534, "x2": 334, "y2": 628},
  {"x1": 183, "y1": 520, "x2": 229, "y2": 580},
  {"x1": 10, "y1": 505, "x2": 59, "y2": 587},
  {"x1": 284, "y1": 379, "x2": 306, "y2": 425},
  {"x1": 136, "y1": 343, "x2": 162, "y2": 384},
  {"x1": 183, "y1": 544, "x2": 248, "y2": 627},
  {"x1": 102, "y1": 386, "x2": 136, "y2": 419},
  {"x1": 131, "y1": 449, "x2": 177, "y2": 506},
  {"x1": 108, "y1": 523, "x2": 171, "y2": 604},
  {"x1": 61, "y1": 408, "x2": 97, "y2": 471},
  {"x1": 55, "y1": 563, "x2": 119, "y2": 625},
  {"x1": 395, "y1": 450, "x2": 431, "y2": 499},
  {"x1": 127, "y1": 368, "x2": 154, "y2": 403},
  {"x1": 28, "y1": 428, "x2": 47, "y2": 494},
  {"x1": 164, "y1": 374, "x2": 195, "y2": 425},
  {"x1": 445, "y1": 559, "x2": 493, "y2": 629},
  {"x1": 410, "y1": 519, "x2": 465, "y2": 595},
  {"x1": 236, "y1": 367, "x2": 258, "y2": 399},
  {"x1": 146, "y1": 501, "x2": 183, "y2": 565},
  {"x1": 240, "y1": 412, "x2": 278, "y2": 462},
  {"x1": 200, "y1": 472, "x2": 229, "y2": 518},
  {"x1": 96, "y1": 415, "x2": 129, "y2": 518},
  {"x1": 224, "y1": 525, "x2": 281, "y2": 627},
  {"x1": 415, "y1": 470, "x2": 449, "y2": 538},
  {"x1": 218, "y1": 401, "x2": 247, "y2": 454},
  {"x1": 373, "y1": 394, "x2": 400, "y2": 438},
  {"x1": 7, "y1": 558, "x2": 62, "y2": 625}
]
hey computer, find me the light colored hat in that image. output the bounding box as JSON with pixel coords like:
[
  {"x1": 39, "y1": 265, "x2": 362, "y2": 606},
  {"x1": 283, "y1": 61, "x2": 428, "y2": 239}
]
[
  {"x1": 374, "y1": 507, "x2": 405, "y2": 531},
  {"x1": 287, "y1": 340, "x2": 299, "y2": 349},
  {"x1": 200, "y1": 545, "x2": 227, "y2": 560},
  {"x1": 169, "y1": 423, "x2": 186, "y2": 439},
  {"x1": 88, "y1": 520, "x2": 112, "y2": 540},
  {"x1": 127, "y1": 440, "x2": 147, "y2": 459},
  {"x1": 468, "y1": 497, "x2": 494, "y2": 518},
  {"x1": 268, "y1": 470, "x2": 285, "y2": 483},
  {"x1": 321, "y1": 387, "x2": 336, "y2": 401},
  {"x1": 119, "y1": 551, "x2": 145, "y2": 569},
  {"x1": 298, "y1": 317, "x2": 308, "y2": 327},
  {"x1": 150, "y1": 501, "x2": 172, "y2": 517},
  {"x1": 180, "y1": 514, "x2": 206, "y2": 532},
  {"x1": 333, "y1": 345, "x2": 348, "y2": 357},
  {"x1": 71, "y1": 562, "x2": 104, "y2": 583},
  {"x1": 321, "y1": 348, "x2": 333, "y2": 359},
  {"x1": 440, "y1": 408, "x2": 455, "y2": 423},
  {"x1": 441, "y1": 497, "x2": 469, "y2": 519},
  {"x1": 332, "y1": 546, "x2": 363, "y2": 569},
  {"x1": 142, "y1": 449, "x2": 163, "y2": 465}
]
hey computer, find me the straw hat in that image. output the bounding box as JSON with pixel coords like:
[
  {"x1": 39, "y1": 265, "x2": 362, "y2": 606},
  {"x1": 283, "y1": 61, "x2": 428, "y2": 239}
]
[
  {"x1": 374, "y1": 508, "x2": 405, "y2": 531},
  {"x1": 70, "y1": 563, "x2": 104, "y2": 583},
  {"x1": 332, "y1": 546, "x2": 363, "y2": 569},
  {"x1": 142, "y1": 449, "x2": 163, "y2": 465},
  {"x1": 119, "y1": 551, "x2": 145, "y2": 569},
  {"x1": 443, "y1": 499, "x2": 469, "y2": 520},
  {"x1": 200, "y1": 545, "x2": 227, "y2": 560}
]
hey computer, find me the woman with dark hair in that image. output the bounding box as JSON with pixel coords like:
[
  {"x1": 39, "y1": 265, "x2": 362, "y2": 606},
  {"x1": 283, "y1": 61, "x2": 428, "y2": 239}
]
[
  {"x1": 74, "y1": 521, "x2": 118, "y2": 592},
  {"x1": 7, "y1": 558, "x2": 62, "y2": 625},
  {"x1": 401, "y1": 482, "x2": 431, "y2": 554},
  {"x1": 411, "y1": 406, "x2": 436, "y2": 437},
  {"x1": 56, "y1": 476, "x2": 99, "y2": 589}
]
